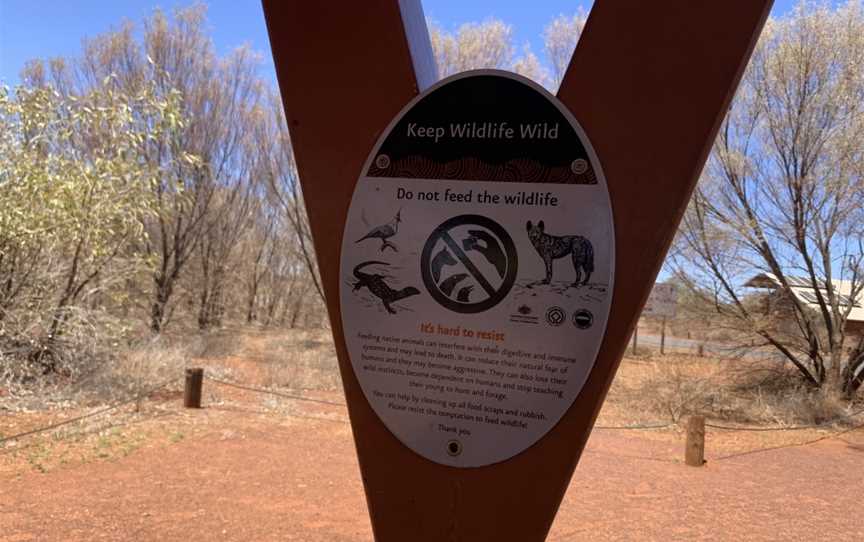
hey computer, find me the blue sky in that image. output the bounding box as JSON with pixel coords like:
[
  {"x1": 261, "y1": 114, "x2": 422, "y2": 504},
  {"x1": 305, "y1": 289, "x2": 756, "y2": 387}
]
[{"x1": 1, "y1": 0, "x2": 809, "y2": 88}]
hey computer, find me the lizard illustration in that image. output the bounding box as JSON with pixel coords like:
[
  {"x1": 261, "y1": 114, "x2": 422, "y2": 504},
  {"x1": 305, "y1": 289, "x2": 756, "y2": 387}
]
[
  {"x1": 352, "y1": 260, "x2": 419, "y2": 314},
  {"x1": 356, "y1": 210, "x2": 401, "y2": 252}
]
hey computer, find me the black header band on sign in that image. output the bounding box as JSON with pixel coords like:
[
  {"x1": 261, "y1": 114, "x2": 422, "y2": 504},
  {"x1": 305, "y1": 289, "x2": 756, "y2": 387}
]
[{"x1": 367, "y1": 74, "x2": 596, "y2": 184}]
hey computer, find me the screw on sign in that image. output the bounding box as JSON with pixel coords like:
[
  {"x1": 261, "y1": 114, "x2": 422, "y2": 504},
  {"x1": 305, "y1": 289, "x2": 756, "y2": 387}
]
[
  {"x1": 375, "y1": 154, "x2": 391, "y2": 169},
  {"x1": 420, "y1": 214, "x2": 518, "y2": 314},
  {"x1": 447, "y1": 440, "x2": 462, "y2": 457},
  {"x1": 570, "y1": 159, "x2": 588, "y2": 175}
]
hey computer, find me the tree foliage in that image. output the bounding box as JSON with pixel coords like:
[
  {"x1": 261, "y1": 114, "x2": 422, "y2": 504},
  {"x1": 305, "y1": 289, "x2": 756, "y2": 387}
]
[
  {"x1": 4, "y1": 1, "x2": 860, "y2": 405},
  {"x1": 1, "y1": 6, "x2": 326, "y2": 383},
  {"x1": 0, "y1": 76, "x2": 186, "y2": 375},
  {"x1": 543, "y1": 11, "x2": 587, "y2": 90},
  {"x1": 430, "y1": 19, "x2": 547, "y2": 85},
  {"x1": 673, "y1": 1, "x2": 864, "y2": 396}
]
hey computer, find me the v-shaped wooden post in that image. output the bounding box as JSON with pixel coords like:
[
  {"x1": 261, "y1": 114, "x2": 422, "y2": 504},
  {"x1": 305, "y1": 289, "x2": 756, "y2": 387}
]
[{"x1": 262, "y1": 1, "x2": 772, "y2": 540}]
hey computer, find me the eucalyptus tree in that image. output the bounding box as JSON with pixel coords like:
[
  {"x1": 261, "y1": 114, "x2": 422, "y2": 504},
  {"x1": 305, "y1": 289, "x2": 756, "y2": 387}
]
[
  {"x1": 0, "y1": 76, "x2": 186, "y2": 373},
  {"x1": 70, "y1": 7, "x2": 268, "y2": 333},
  {"x1": 542, "y1": 11, "x2": 587, "y2": 91},
  {"x1": 429, "y1": 19, "x2": 547, "y2": 85},
  {"x1": 673, "y1": 1, "x2": 864, "y2": 396},
  {"x1": 257, "y1": 93, "x2": 325, "y2": 305}
]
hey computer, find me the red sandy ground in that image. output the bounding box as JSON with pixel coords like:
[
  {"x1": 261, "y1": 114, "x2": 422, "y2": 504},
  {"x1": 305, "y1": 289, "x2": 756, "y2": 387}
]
[{"x1": 1, "y1": 335, "x2": 863, "y2": 541}]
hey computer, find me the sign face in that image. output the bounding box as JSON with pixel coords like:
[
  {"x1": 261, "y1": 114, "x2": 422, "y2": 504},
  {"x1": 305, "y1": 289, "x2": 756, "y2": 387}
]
[
  {"x1": 643, "y1": 283, "x2": 678, "y2": 318},
  {"x1": 340, "y1": 70, "x2": 614, "y2": 467}
]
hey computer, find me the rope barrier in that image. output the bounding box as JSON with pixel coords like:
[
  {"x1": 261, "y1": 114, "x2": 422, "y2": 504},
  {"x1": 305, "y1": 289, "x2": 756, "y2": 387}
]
[
  {"x1": 0, "y1": 377, "x2": 179, "y2": 446},
  {"x1": 208, "y1": 404, "x2": 350, "y2": 425},
  {"x1": 594, "y1": 422, "x2": 673, "y2": 430},
  {"x1": 203, "y1": 375, "x2": 864, "y2": 435},
  {"x1": 203, "y1": 377, "x2": 678, "y2": 430},
  {"x1": 2, "y1": 368, "x2": 860, "y2": 466},
  {"x1": 705, "y1": 405, "x2": 864, "y2": 432},
  {"x1": 0, "y1": 408, "x2": 177, "y2": 457},
  {"x1": 204, "y1": 375, "x2": 347, "y2": 407},
  {"x1": 713, "y1": 418, "x2": 864, "y2": 461},
  {"x1": 205, "y1": 378, "x2": 679, "y2": 429}
]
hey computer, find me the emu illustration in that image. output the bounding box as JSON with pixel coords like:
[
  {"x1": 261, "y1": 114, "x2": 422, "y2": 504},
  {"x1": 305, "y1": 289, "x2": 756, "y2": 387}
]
[{"x1": 356, "y1": 210, "x2": 401, "y2": 252}]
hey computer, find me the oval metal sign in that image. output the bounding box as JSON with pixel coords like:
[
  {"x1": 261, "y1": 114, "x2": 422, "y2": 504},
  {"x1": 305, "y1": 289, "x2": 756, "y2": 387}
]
[{"x1": 340, "y1": 70, "x2": 614, "y2": 467}]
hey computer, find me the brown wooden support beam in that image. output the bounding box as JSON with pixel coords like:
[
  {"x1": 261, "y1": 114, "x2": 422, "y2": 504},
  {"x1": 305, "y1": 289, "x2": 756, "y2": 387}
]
[{"x1": 262, "y1": 1, "x2": 771, "y2": 540}]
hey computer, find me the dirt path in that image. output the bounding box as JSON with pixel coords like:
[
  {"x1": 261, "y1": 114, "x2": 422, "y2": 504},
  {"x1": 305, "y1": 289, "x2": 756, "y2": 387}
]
[
  {"x1": 2, "y1": 410, "x2": 862, "y2": 541},
  {"x1": 2, "y1": 333, "x2": 863, "y2": 541}
]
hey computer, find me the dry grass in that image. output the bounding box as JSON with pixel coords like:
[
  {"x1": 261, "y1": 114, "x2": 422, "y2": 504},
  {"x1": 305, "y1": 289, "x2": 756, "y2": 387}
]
[
  {"x1": 0, "y1": 336, "x2": 192, "y2": 414},
  {"x1": 97, "y1": 339, "x2": 191, "y2": 398},
  {"x1": 246, "y1": 330, "x2": 857, "y2": 427},
  {"x1": 608, "y1": 355, "x2": 728, "y2": 423},
  {"x1": 193, "y1": 329, "x2": 244, "y2": 359},
  {"x1": 721, "y1": 362, "x2": 855, "y2": 425},
  {"x1": 231, "y1": 329, "x2": 858, "y2": 426},
  {"x1": 3, "y1": 328, "x2": 861, "y2": 478},
  {"x1": 3, "y1": 326, "x2": 858, "y2": 441},
  {"x1": 610, "y1": 352, "x2": 860, "y2": 426},
  {"x1": 260, "y1": 330, "x2": 341, "y2": 392}
]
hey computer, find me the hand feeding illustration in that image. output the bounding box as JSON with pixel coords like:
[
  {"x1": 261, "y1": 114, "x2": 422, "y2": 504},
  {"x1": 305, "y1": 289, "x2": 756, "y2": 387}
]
[
  {"x1": 462, "y1": 229, "x2": 506, "y2": 278},
  {"x1": 420, "y1": 215, "x2": 518, "y2": 314},
  {"x1": 526, "y1": 220, "x2": 593, "y2": 287}
]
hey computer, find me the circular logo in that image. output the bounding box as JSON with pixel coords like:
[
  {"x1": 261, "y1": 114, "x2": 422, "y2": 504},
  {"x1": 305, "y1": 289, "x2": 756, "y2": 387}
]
[
  {"x1": 570, "y1": 158, "x2": 588, "y2": 175},
  {"x1": 420, "y1": 215, "x2": 517, "y2": 314},
  {"x1": 545, "y1": 306, "x2": 566, "y2": 326},
  {"x1": 573, "y1": 309, "x2": 594, "y2": 329}
]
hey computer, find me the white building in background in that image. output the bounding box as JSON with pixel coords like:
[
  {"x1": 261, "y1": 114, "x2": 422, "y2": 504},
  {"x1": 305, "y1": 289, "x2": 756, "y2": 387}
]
[{"x1": 744, "y1": 273, "x2": 864, "y2": 338}]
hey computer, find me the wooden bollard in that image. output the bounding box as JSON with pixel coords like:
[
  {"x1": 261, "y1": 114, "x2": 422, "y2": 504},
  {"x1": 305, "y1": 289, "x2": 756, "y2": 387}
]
[
  {"x1": 660, "y1": 316, "x2": 666, "y2": 355},
  {"x1": 685, "y1": 415, "x2": 706, "y2": 466},
  {"x1": 697, "y1": 344, "x2": 704, "y2": 357},
  {"x1": 184, "y1": 368, "x2": 204, "y2": 408}
]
